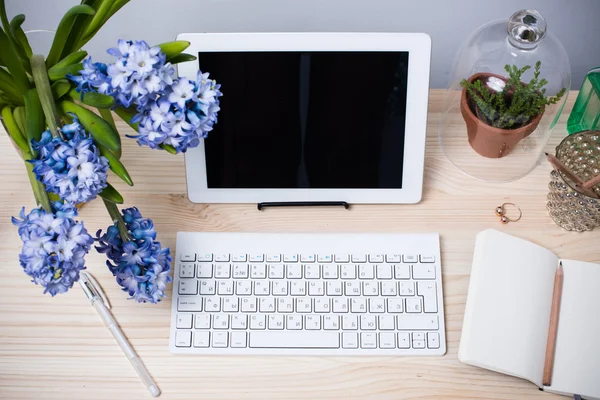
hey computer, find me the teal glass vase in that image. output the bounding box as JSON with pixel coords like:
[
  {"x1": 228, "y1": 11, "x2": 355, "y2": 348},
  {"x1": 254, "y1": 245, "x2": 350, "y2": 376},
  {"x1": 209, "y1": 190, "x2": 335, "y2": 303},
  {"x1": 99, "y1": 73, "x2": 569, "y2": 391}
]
[{"x1": 567, "y1": 67, "x2": 600, "y2": 134}]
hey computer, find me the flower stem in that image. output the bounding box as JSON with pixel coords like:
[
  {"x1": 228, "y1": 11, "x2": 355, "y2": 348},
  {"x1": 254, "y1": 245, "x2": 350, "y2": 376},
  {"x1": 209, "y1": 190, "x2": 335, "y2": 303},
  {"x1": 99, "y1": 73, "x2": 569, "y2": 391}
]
[
  {"x1": 31, "y1": 55, "x2": 62, "y2": 138},
  {"x1": 24, "y1": 152, "x2": 52, "y2": 213},
  {"x1": 98, "y1": 108, "x2": 122, "y2": 158},
  {"x1": 103, "y1": 198, "x2": 130, "y2": 242}
]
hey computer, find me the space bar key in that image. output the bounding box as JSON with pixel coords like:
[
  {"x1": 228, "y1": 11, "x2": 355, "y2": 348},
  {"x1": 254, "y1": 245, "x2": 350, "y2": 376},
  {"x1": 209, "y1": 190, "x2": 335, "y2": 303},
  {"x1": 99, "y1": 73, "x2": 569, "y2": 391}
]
[{"x1": 249, "y1": 332, "x2": 340, "y2": 348}]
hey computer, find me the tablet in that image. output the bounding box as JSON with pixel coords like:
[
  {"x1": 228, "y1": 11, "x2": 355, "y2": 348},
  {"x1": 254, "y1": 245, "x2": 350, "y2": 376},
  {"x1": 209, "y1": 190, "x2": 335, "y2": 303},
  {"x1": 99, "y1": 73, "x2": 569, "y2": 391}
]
[{"x1": 177, "y1": 33, "x2": 431, "y2": 204}]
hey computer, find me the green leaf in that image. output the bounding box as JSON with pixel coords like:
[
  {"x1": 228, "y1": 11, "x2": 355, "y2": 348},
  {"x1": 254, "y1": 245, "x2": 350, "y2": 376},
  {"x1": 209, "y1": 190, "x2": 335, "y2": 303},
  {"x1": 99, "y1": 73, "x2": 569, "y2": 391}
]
[
  {"x1": 23, "y1": 88, "x2": 45, "y2": 152},
  {"x1": 99, "y1": 145, "x2": 133, "y2": 186},
  {"x1": 52, "y1": 79, "x2": 71, "y2": 100},
  {"x1": 0, "y1": 68, "x2": 24, "y2": 104},
  {"x1": 53, "y1": 50, "x2": 87, "y2": 70},
  {"x1": 13, "y1": 106, "x2": 25, "y2": 134},
  {"x1": 81, "y1": 0, "x2": 114, "y2": 44},
  {"x1": 48, "y1": 62, "x2": 83, "y2": 81},
  {"x1": 25, "y1": 156, "x2": 53, "y2": 213},
  {"x1": 98, "y1": 182, "x2": 124, "y2": 204},
  {"x1": 157, "y1": 40, "x2": 191, "y2": 59},
  {"x1": 68, "y1": 87, "x2": 115, "y2": 108},
  {"x1": 160, "y1": 144, "x2": 177, "y2": 154},
  {"x1": 60, "y1": 0, "x2": 101, "y2": 58},
  {"x1": 168, "y1": 53, "x2": 197, "y2": 64},
  {"x1": 1, "y1": 105, "x2": 29, "y2": 152},
  {"x1": 9, "y1": 14, "x2": 31, "y2": 58},
  {"x1": 113, "y1": 106, "x2": 139, "y2": 130},
  {"x1": 0, "y1": 28, "x2": 31, "y2": 93},
  {"x1": 31, "y1": 55, "x2": 60, "y2": 136},
  {"x1": 46, "y1": 4, "x2": 95, "y2": 67},
  {"x1": 58, "y1": 100, "x2": 121, "y2": 151}
]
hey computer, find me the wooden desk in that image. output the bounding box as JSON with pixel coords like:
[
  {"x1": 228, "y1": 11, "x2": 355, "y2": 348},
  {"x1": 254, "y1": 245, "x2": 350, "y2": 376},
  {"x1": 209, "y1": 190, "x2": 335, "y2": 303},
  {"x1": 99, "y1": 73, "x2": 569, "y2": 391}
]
[{"x1": 0, "y1": 90, "x2": 597, "y2": 400}]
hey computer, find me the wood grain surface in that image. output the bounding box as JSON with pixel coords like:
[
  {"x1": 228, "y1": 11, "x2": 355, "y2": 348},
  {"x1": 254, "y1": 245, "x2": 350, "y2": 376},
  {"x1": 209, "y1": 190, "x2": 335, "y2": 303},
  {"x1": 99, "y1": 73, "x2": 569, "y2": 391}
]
[{"x1": 0, "y1": 90, "x2": 597, "y2": 400}]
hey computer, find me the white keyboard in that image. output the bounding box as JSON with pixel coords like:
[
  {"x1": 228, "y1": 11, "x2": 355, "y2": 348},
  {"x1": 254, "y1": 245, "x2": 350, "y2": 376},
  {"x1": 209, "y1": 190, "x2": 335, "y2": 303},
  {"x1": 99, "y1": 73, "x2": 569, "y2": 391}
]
[{"x1": 169, "y1": 232, "x2": 446, "y2": 355}]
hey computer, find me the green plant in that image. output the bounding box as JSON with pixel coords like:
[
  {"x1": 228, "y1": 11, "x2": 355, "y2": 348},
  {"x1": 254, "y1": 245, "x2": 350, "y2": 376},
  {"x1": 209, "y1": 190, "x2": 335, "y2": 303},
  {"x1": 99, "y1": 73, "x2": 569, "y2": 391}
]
[{"x1": 460, "y1": 61, "x2": 566, "y2": 129}]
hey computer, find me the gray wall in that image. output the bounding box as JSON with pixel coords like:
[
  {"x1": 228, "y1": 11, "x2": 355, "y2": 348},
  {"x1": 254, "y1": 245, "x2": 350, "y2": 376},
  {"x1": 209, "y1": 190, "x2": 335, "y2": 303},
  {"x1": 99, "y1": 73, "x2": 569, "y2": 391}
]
[{"x1": 7, "y1": 0, "x2": 600, "y2": 89}]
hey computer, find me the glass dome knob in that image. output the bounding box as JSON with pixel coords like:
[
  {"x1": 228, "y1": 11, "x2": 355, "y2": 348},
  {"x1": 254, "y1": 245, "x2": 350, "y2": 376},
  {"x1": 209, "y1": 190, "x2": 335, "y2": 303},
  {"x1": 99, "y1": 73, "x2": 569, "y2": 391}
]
[{"x1": 507, "y1": 9, "x2": 547, "y2": 50}]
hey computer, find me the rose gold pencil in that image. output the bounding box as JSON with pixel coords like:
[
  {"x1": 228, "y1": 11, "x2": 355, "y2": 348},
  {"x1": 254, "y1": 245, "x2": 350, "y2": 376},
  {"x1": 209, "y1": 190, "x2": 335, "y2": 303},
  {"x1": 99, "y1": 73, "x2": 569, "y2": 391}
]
[{"x1": 542, "y1": 263, "x2": 564, "y2": 387}]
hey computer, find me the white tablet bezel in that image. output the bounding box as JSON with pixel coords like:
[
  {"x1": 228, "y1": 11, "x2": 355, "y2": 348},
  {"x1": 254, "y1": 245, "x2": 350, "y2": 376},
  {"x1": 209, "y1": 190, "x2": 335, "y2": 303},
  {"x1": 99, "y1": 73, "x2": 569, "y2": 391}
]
[{"x1": 178, "y1": 32, "x2": 431, "y2": 204}]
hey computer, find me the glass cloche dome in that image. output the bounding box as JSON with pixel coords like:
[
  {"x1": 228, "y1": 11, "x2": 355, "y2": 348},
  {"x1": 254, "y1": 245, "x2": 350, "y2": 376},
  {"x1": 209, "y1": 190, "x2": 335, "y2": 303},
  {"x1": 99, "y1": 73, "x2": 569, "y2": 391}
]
[{"x1": 438, "y1": 9, "x2": 571, "y2": 182}]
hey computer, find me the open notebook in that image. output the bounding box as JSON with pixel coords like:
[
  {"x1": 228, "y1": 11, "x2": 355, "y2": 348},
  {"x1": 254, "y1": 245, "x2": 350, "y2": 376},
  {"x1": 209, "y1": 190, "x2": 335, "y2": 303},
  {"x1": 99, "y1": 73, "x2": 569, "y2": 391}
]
[{"x1": 459, "y1": 229, "x2": 600, "y2": 399}]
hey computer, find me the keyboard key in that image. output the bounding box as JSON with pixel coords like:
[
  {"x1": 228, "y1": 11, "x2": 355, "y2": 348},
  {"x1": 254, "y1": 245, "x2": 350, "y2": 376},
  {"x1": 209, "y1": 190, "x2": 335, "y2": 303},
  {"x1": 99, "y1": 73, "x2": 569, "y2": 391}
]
[
  {"x1": 250, "y1": 314, "x2": 266, "y2": 329},
  {"x1": 233, "y1": 264, "x2": 249, "y2": 278},
  {"x1": 199, "y1": 280, "x2": 216, "y2": 295},
  {"x1": 175, "y1": 331, "x2": 191, "y2": 347},
  {"x1": 314, "y1": 298, "x2": 330, "y2": 312},
  {"x1": 197, "y1": 264, "x2": 213, "y2": 278},
  {"x1": 177, "y1": 296, "x2": 203, "y2": 312},
  {"x1": 300, "y1": 254, "x2": 315, "y2": 263},
  {"x1": 396, "y1": 315, "x2": 439, "y2": 330},
  {"x1": 394, "y1": 264, "x2": 410, "y2": 279},
  {"x1": 259, "y1": 297, "x2": 276, "y2": 312},
  {"x1": 427, "y1": 332, "x2": 440, "y2": 349},
  {"x1": 304, "y1": 264, "x2": 320, "y2": 278},
  {"x1": 360, "y1": 333, "x2": 377, "y2": 349},
  {"x1": 213, "y1": 313, "x2": 229, "y2": 329},
  {"x1": 231, "y1": 315, "x2": 247, "y2": 329},
  {"x1": 283, "y1": 254, "x2": 298, "y2": 262},
  {"x1": 212, "y1": 332, "x2": 228, "y2": 348},
  {"x1": 360, "y1": 315, "x2": 376, "y2": 330},
  {"x1": 241, "y1": 298, "x2": 257, "y2": 312},
  {"x1": 176, "y1": 313, "x2": 193, "y2": 329},
  {"x1": 387, "y1": 298, "x2": 404, "y2": 313},
  {"x1": 406, "y1": 298, "x2": 422, "y2": 313},
  {"x1": 420, "y1": 255, "x2": 435, "y2": 263},
  {"x1": 334, "y1": 254, "x2": 350, "y2": 263},
  {"x1": 363, "y1": 281, "x2": 379, "y2": 296},
  {"x1": 277, "y1": 297, "x2": 294, "y2": 313},
  {"x1": 381, "y1": 281, "x2": 397, "y2": 296},
  {"x1": 249, "y1": 254, "x2": 264, "y2": 262},
  {"x1": 232, "y1": 254, "x2": 247, "y2": 262},
  {"x1": 351, "y1": 298, "x2": 367, "y2": 313},
  {"x1": 250, "y1": 264, "x2": 266, "y2": 279},
  {"x1": 193, "y1": 331, "x2": 210, "y2": 348},
  {"x1": 268, "y1": 315, "x2": 284, "y2": 330},
  {"x1": 326, "y1": 281, "x2": 343, "y2": 296},
  {"x1": 376, "y1": 264, "x2": 392, "y2": 279},
  {"x1": 369, "y1": 254, "x2": 384, "y2": 263},
  {"x1": 413, "y1": 332, "x2": 425, "y2": 341},
  {"x1": 342, "y1": 315, "x2": 358, "y2": 330},
  {"x1": 352, "y1": 254, "x2": 367, "y2": 262},
  {"x1": 231, "y1": 332, "x2": 247, "y2": 348},
  {"x1": 305, "y1": 315, "x2": 321, "y2": 330},
  {"x1": 417, "y1": 281, "x2": 438, "y2": 313},
  {"x1": 286, "y1": 264, "x2": 302, "y2": 279},
  {"x1": 369, "y1": 298, "x2": 385, "y2": 313},
  {"x1": 317, "y1": 254, "x2": 332, "y2": 263},
  {"x1": 272, "y1": 281, "x2": 288, "y2": 296},
  {"x1": 236, "y1": 281, "x2": 252, "y2": 295},
  {"x1": 340, "y1": 265, "x2": 356, "y2": 279},
  {"x1": 320, "y1": 264, "x2": 336, "y2": 279},
  {"x1": 217, "y1": 281, "x2": 234, "y2": 295},
  {"x1": 399, "y1": 281, "x2": 415, "y2": 296},
  {"x1": 223, "y1": 297, "x2": 239, "y2": 312},
  {"x1": 296, "y1": 298, "x2": 312, "y2": 312},
  {"x1": 268, "y1": 264, "x2": 284, "y2": 279},
  {"x1": 342, "y1": 332, "x2": 358, "y2": 348},
  {"x1": 180, "y1": 253, "x2": 195, "y2": 262},
  {"x1": 345, "y1": 281, "x2": 361, "y2": 296},
  {"x1": 267, "y1": 254, "x2": 281, "y2": 263},
  {"x1": 397, "y1": 332, "x2": 410, "y2": 348},
  {"x1": 403, "y1": 254, "x2": 418, "y2": 263},
  {"x1": 204, "y1": 297, "x2": 220, "y2": 312},
  {"x1": 179, "y1": 263, "x2": 195, "y2": 278},
  {"x1": 214, "y1": 253, "x2": 230, "y2": 262},
  {"x1": 249, "y1": 331, "x2": 339, "y2": 348},
  {"x1": 287, "y1": 314, "x2": 303, "y2": 330},
  {"x1": 178, "y1": 279, "x2": 197, "y2": 295},
  {"x1": 379, "y1": 332, "x2": 395, "y2": 349},
  {"x1": 197, "y1": 253, "x2": 213, "y2": 262},
  {"x1": 412, "y1": 264, "x2": 436, "y2": 280},
  {"x1": 323, "y1": 315, "x2": 339, "y2": 330},
  {"x1": 195, "y1": 314, "x2": 211, "y2": 329},
  {"x1": 254, "y1": 281, "x2": 270, "y2": 295},
  {"x1": 358, "y1": 265, "x2": 374, "y2": 279},
  {"x1": 386, "y1": 254, "x2": 401, "y2": 263},
  {"x1": 378, "y1": 315, "x2": 395, "y2": 330},
  {"x1": 332, "y1": 298, "x2": 349, "y2": 313},
  {"x1": 290, "y1": 281, "x2": 306, "y2": 296},
  {"x1": 214, "y1": 264, "x2": 230, "y2": 279},
  {"x1": 308, "y1": 281, "x2": 324, "y2": 296},
  {"x1": 412, "y1": 340, "x2": 426, "y2": 349}
]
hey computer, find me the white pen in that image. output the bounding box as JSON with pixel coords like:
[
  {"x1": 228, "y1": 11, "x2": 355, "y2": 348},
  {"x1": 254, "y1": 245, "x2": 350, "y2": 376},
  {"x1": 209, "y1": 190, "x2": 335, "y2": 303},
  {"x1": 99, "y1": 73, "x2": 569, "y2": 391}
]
[{"x1": 79, "y1": 271, "x2": 161, "y2": 397}]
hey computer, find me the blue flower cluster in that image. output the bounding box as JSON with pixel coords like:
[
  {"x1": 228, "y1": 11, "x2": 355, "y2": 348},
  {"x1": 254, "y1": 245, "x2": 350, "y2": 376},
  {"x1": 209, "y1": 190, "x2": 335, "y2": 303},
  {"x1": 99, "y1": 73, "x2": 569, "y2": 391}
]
[
  {"x1": 132, "y1": 70, "x2": 222, "y2": 153},
  {"x1": 96, "y1": 207, "x2": 172, "y2": 303},
  {"x1": 11, "y1": 202, "x2": 94, "y2": 296},
  {"x1": 68, "y1": 39, "x2": 222, "y2": 154},
  {"x1": 29, "y1": 116, "x2": 109, "y2": 205}
]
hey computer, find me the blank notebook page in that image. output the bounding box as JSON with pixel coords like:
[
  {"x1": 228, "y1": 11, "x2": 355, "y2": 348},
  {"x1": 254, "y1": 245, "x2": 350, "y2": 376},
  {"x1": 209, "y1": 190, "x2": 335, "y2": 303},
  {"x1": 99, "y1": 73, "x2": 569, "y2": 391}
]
[
  {"x1": 548, "y1": 260, "x2": 600, "y2": 399},
  {"x1": 459, "y1": 229, "x2": 558, "y2": 387}
]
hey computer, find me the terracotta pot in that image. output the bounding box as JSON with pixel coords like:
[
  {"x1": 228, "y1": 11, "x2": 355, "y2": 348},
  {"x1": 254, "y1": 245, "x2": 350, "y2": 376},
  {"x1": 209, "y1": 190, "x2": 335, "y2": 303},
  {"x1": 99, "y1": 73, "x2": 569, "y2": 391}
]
[{"x1": 460, "y1": 72, "x2": 543, "y2": 158}]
